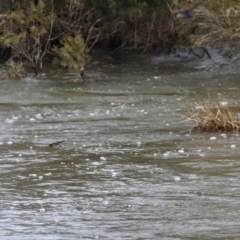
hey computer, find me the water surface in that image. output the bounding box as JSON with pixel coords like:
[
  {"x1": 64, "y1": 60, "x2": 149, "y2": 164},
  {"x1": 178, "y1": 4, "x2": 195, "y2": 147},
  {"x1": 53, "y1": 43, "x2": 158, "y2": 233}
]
[{"x1": 1, "y1": 51, "x2": 240, "y2": 239}]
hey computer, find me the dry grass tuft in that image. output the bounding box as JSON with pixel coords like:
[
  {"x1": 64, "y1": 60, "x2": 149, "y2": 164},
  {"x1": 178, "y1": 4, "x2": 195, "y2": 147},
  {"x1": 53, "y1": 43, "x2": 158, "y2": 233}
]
[{"x1": 186, "y1": 101, "x2": 240, "y2": 132}]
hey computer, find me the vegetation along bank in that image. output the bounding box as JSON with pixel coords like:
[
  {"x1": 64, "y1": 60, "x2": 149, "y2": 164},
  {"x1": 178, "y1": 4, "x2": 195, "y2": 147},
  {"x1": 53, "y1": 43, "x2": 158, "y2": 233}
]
[{"x1": 0, "y1": 0, "x2": 239, "y2": 80}]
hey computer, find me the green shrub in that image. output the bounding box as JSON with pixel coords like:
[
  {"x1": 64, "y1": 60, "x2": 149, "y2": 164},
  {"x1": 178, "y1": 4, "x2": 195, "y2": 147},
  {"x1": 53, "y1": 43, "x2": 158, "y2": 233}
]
[
  {"x1": 52, "y1": 35, "x2": 91, "y2": 81},
  {"x1": 0, "y1": 0, "x2": 55, "y2": 75}
]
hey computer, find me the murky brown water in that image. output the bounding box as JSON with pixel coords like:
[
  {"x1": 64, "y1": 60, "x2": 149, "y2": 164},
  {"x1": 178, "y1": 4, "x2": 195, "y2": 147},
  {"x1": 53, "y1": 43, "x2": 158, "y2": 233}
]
[{"x1": 1, "y1": 50, "x2": 240, "y2": 239}]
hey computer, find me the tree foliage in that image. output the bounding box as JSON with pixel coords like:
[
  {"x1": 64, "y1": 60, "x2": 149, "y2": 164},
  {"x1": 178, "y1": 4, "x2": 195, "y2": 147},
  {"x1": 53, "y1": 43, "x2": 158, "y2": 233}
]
[
  {"x1": 5, "y1": 59, "x2": 26, "y2": 80},
  {"x1": 0, "y1": 0, "x2": 55, "y2": 75},
  {"x1": 52, "y1": 35, "x2": 91, "y2": 80}
]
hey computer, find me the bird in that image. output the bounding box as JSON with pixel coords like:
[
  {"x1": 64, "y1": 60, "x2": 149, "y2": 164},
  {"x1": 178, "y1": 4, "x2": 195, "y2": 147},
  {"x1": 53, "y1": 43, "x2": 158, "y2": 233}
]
[
  {"x1": 176, "y1": 2, "x2": 200, "y2": 19},
  {"x1": 48, "y1": 141, "x2": 65, "y2": 147}
]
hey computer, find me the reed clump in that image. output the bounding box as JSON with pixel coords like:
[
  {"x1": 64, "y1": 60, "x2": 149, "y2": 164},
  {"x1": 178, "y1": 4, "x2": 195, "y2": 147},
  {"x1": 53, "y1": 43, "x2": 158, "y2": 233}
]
[
  {"x1": 191, "y1": 3, "x2": 240, "y2": 52},
  {"x1": 186, "y1": 101, "x2": 240, "y2": 133}
]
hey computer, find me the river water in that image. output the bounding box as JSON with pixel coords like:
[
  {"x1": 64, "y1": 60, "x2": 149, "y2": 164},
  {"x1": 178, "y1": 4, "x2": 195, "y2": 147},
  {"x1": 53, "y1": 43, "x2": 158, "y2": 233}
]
[{"x1": 1, "y1": 50, "x2": 240, "y2": 239}]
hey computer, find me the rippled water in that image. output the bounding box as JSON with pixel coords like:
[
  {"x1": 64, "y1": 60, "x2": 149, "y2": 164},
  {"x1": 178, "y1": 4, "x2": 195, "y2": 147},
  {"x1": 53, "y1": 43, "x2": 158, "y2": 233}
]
[{"x1": 1, "y1": 51, "x2": 240, "y2": 239}]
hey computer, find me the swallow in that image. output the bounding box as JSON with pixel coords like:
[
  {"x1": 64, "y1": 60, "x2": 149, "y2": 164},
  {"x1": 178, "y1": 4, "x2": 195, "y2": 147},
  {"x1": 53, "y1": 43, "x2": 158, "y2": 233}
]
[
  {"x1": 48, "y1": 141, "x2": 65, "y2": 147},
  {"x1": 176, "y1": 2, "x2": 200, "y2": 19}
]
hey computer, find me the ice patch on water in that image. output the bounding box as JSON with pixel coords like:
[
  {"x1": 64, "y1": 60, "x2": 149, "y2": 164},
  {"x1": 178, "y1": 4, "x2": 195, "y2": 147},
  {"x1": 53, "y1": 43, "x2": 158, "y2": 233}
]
[{"x1": 7, "y1": 141, "x2": 13, "y2": 145}]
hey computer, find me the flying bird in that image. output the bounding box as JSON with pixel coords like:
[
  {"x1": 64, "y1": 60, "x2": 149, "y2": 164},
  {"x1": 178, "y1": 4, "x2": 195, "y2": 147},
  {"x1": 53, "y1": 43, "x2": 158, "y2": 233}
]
[
  {"x1": 48, "y1": 141, "x2": 65, "y2": 147},
  {"x1": 176, "y1": 2, "x2": 200, "y2": 19}
]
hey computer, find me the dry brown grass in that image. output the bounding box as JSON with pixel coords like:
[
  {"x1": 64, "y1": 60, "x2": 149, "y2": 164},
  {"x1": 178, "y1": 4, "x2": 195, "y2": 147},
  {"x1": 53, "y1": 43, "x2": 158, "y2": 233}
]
[
  {"x1": 191, "y1": 5, "x2": 240, "y2": 52},
  {"x1": 186, "y1": 101, "x2": 240, "y2": 132}
]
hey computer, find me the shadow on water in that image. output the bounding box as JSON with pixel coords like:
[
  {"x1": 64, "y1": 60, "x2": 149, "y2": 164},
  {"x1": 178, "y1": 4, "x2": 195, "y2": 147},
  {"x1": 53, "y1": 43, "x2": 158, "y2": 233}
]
[{"x1": 1, "y1": 49, "x2": 240, "y2": 239}]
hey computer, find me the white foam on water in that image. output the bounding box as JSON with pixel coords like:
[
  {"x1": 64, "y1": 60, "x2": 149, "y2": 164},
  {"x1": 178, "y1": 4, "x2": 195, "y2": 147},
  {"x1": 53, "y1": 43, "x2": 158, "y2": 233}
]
[
  {"x1": 136, "y1": 141, "x2": 141, "y2": 146},
  {"x1": 44, "y1": 172, "x2": 52, "y2": 176},
  {"x1": 163, "y1": 152, "x2": 170, "y2": 158},
  {"x1": 5, "y1": 118, "x2": 14, "y2": 124},
  {"x1": 29, "y1": 174, "x2": 37, "y2": 177},
  {"x1": 210, "y1": 136, "x2": 216, "y2": 140},
  {"x1": 35, "y1": 114, "x2": 42, "y2": 119},
  {"x1": 39, "y1": 207, "x2": 46, "y2": 212},
  {"x1": 174, "y1": 176, "x2": 181, "y2": 181},
  {"x1": 92, "y1": 162, "x2": 101, "y2": 166}
]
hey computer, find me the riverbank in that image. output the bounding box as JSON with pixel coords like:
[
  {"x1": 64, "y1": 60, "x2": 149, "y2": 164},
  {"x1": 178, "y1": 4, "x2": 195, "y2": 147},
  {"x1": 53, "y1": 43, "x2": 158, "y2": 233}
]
[{"x1": 0, "y1": 0, "x2": 239, "y2": 79}]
